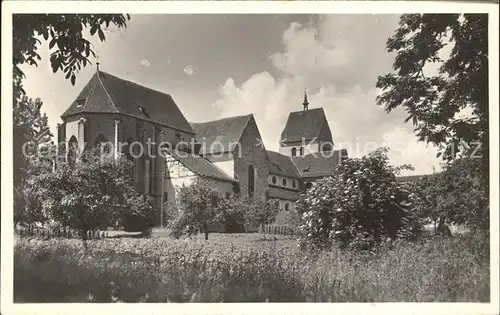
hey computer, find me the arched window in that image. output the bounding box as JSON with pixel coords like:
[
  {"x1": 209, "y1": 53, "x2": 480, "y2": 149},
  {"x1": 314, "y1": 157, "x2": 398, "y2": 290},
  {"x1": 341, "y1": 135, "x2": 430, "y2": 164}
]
[
  {"x1": 299, "y1": 147, "x2": 304, "y2": 156},
  {"x1": 248, "y1": 164, "x2": 255, "y2": 199},
  {"x1": 282, "y1": 178, "x2": 287, "y2": 187},
  {"x1": 272, "y1": 176, "x2": 277, "y2": 185},
  {"x1": 284, "y1": 202, "x2": 290, "y2": 211},
  {"x1": 291, "y1": 147, "x2": 297, "y2": 156},
  {"x1": 67, "y1": 136, "x2": 78, "y2": 166}
]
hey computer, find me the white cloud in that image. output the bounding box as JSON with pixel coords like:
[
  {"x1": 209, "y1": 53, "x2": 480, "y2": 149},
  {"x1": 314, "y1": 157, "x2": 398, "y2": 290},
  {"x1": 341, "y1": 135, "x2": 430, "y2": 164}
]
[
  {"x1": 183, "y1": 65, "x2": 196, "y2": 76},
  {"x1": 212, "y1": 15, "x2": 442, "y2": 175},
  {"x1": 140, "y1": 59, "x2": 151, "y2": 68}
]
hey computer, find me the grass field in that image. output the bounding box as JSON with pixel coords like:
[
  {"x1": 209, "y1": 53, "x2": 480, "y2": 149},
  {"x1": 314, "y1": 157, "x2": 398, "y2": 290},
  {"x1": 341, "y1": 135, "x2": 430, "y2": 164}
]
[{"x1": 14, "y1": 231, "x2": 489, "y2": 302}]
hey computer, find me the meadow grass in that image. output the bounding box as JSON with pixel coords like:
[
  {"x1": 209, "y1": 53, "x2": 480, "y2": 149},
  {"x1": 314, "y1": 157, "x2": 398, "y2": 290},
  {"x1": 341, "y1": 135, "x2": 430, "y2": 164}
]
[{"x1": 14, "y1": 232, "x2": 489, "y2": 302}]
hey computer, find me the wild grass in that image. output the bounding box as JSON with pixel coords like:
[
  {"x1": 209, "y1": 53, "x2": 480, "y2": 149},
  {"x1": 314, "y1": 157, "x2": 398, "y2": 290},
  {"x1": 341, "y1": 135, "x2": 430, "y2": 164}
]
[{"x1": 14, "y1": 232, "x2": 489, "y2": 302}]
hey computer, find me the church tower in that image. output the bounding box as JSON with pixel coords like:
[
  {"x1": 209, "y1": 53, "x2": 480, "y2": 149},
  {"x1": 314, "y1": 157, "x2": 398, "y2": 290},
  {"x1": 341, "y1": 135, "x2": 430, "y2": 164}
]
[{"x1": 278, "y1": 91, "x2": 334, "y2": 157}]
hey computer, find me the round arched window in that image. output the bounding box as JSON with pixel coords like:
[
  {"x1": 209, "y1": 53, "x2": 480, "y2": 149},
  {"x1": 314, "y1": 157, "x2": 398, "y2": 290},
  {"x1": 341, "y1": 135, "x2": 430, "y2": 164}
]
[
  {"x1": 292, "y1": 180, "x2": 296, "y2": 188},
  {"x1": 284, "y1": 202, "x2": 290, "y2": 211},
  {"x1": 272, "y1": 176, "x2": 277, "y2": 184},
  {"x1": 282, "y1": 178, "x2": 287, "y2": 186}
]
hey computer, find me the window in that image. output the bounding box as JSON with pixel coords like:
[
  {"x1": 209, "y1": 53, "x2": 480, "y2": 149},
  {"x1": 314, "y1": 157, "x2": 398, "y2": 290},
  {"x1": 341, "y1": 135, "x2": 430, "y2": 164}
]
[
  {"x1": 282, "y1": 178, "x2": 287, "y2": 186},
  {"x1": 292, "y1": 180, "x2": 296, "y2": 188},
  {"x1": 163, "y1": 192, "x2": 168, "y2": 204},
  {"x1": 291, "y1": 147, "x2": 297, "y2": 156},
  {"x1": 272, "y1": 176, "x2": 277, "y2": 185},
  {"x1": 75, "y1": 98, "x2": 85, "y2": 108},
  {"x1": 284, "y1": 202, "x2": 290, "y2": 211},
  {"x1": 299, "y1": 147, "x2": 304, "y2": 156},
  {"x1": 248, "y1": 164, "x2": 255, "y2": 199}
]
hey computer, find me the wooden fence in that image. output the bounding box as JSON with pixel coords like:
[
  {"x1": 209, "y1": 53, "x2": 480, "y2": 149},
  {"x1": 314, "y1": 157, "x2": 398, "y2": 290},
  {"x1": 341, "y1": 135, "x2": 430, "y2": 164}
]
[
  {"x1": 16, "y1": 225, "x2": 109, "y2": 240},
  {"x1": 260, "y1": 224, "x2": 297, "y2": 236}
]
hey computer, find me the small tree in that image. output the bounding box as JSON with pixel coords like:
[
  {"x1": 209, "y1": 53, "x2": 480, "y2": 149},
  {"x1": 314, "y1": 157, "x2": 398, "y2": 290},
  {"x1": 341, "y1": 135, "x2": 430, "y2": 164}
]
[
  {"x1": 244, "y1": 199, "x2": 280, "y2": 238},
  {"x1": 34, "y1": 147, "x2": 153, "y2": 250},
  {"x1": 297, "y1": 147, "x2": 421, "y2": 251},
  {"x1": 169, "y1": 179, "x2": 223, "y2": 240}
]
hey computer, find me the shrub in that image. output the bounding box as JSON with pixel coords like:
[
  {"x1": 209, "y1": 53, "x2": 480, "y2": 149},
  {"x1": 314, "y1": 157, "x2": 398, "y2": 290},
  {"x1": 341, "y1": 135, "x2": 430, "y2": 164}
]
[{"x1": 297, "y1": 147, "x2": 422, "y2": 251}]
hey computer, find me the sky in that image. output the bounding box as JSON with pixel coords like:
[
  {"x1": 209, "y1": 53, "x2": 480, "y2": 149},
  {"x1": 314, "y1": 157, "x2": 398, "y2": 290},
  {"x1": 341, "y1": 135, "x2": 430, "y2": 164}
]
[{"x1": 21, "y1": 14, "x2": 443, "y2": 175}]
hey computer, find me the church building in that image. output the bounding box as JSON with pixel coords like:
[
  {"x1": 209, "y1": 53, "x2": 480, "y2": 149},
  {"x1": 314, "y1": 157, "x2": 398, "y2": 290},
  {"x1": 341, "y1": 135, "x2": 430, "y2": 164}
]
[{"x1": 57, "y1": 68, "x2": 348, "y2": 224}]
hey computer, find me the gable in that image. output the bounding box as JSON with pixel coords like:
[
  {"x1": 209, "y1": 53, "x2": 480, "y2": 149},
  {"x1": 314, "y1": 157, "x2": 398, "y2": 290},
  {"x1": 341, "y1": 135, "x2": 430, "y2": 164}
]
[
  {"x1": 280, "y1": 108, "x2": 329, "y2": 144},
  {"x1": 190, "y1": 114, "x2": 252, "y2": 155},
  {"x1": 61, "y1": 71, "x2": 194, "y2": 134}
]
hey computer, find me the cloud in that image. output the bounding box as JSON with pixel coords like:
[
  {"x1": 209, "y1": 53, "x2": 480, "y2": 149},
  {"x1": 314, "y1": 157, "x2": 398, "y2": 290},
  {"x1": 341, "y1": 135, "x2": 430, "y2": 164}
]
[
  {"x1": 183, "y1": 65, "x2": 196, "y2": 76},
  {"x1": 140, "y1": 59, "x2": 151, "y2": 68},
  {"x1": 212, "y1": 15, "x2": 442, "y2": 175}
]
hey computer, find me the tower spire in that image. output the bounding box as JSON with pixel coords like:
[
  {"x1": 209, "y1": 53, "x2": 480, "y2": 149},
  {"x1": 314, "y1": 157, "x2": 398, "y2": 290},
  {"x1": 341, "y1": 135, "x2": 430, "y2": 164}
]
[{"x1": 303, "y1": 89, "x2": 309, "y2": 111}]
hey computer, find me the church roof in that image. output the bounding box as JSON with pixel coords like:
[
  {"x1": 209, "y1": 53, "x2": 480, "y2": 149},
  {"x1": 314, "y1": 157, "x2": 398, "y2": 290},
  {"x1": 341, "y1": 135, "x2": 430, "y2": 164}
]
[
  {"x1": 291, "y1": 149, "x2": 347, "y2": 179},
  {"x1": 190, "y1": 114, "x2": 252, "y2": 155},
  {"x1": 61, "y1": 71, "x2": 194, "y2": 134},
  {"x1": 266, "y1": 150, "x2": 301, "y2": 178},
  {"x1": 280, "y1": 107, "x2": 329, "y2": 144},
  {"x1": 165, "y1": 149, "x2": 237, "y2": 183},
  {"x1": 267, "y1": 187, "x2": 302, "y2": 201}
]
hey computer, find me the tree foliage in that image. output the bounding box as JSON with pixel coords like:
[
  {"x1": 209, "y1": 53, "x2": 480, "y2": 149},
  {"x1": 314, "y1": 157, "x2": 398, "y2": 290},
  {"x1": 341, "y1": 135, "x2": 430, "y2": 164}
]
[
  {"x1": 297, "y1": 147, "x2": 422, "y2": 251},
  {"x1": 13, "y1": 14, "x2": 130, "y2": 100},
  {"x1": 169, "y1": 179, "x2": 224, "y2": 240},
  {"x1": 411, "y1": 158, "x2": 488, "y2": 234},
  {"x1": 13, "y1": 96, "x2": 54, "y2": 225},
  {"x1": 31, "y1": 147, "x2": 153, "y2": 248},
  {"x1": 376, "y1": 14, "x2": 489, "y2": 187}
]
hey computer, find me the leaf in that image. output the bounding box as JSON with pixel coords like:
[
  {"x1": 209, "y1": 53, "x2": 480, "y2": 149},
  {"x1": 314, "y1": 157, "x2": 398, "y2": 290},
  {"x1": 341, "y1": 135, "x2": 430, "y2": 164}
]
[
  {"x1": 97, "y1": 28, "x2": 105, "y2": 42},
  {"x1": 71, "y1": 74, "x2": 76, "y2": 85},
  {"x1": 49, "y1": 38, "x2": 56, "y2": 49}
]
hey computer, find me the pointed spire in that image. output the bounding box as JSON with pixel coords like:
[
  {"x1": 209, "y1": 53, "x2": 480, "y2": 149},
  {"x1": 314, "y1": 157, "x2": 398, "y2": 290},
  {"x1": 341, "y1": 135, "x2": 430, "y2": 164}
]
[{"x1": 303, "y1": 89, "x2": 309, "y2": 111}]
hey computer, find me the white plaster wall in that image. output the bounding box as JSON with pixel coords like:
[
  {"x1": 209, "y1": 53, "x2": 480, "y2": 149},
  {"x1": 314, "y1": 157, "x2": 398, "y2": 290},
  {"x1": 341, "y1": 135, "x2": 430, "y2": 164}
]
[
  {"x1": 272, "y1": 199, "x2": 296, "y2": 225},
  {"x1": 162, "y1": 153, "x2": 235, "y2": 204}
]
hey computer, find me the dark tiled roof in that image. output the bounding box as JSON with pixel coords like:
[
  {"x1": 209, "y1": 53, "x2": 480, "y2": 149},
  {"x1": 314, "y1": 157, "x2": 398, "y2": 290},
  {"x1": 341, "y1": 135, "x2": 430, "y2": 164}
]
[
  {"x1": 267, "y1": 150, "x2": 301, "y2": 178},
  {"x1": 267, "y1": 187, "x2": 302, "y2": 201},
  {"x1": 166, "y1": 149, "x2": 237, "y2": 183},
  {"x1": 61, "y1": 71, "x2": 194, "y2": 134},
  {"x1": 280, "y1": 108, "x2": 328, "y2": 143},
  {"x1": 190, "y1": 115, "x2": 252, "y2": 155},
  {"x1": 292, "y1": 149, "x2": 347, "y2": 178}
]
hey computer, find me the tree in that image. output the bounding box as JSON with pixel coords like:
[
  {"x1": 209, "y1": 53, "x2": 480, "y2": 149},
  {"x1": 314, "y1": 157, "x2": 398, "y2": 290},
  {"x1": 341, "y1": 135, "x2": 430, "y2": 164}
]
[
  {"x1": 13, "y1": 14, "x2": 130, "y2": 101},
  {"x1": 376, "y1": 14, "x2": 489, "y2": 190},
  {"x1": 33, "y1": 147, "x2": 153, "y2": 250},
  {"x1": 297, "y1": 147, "x2": 422, "y2": 251},
  {"x1": 244, "y1": 199, "x2": 280, "y2": 238},
  {"x1": 169, "y1": 179, "x2": 223, "y2": 241},
  {"x1": 411, "y1": 158, "x2": 488, "y2": 234},
  {"x1": 13, "y1": 96, "x2": 53, "y2": 226}
]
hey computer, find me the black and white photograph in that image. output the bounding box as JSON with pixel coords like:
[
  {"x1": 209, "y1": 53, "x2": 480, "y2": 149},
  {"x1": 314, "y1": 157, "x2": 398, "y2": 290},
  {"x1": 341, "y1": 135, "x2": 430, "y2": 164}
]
[{"x1": 1, "y1": 1, "x2": 499, "y2": 314}]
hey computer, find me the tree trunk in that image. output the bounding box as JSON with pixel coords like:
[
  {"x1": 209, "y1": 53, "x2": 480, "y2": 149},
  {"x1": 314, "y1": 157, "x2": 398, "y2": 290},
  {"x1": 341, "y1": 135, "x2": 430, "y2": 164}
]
[
  {"x1": 203, "y1": 223, "x2": 209, "y2": 241},
  {"x1": 80, "y1": 230, "x2": 89, "y2": 253}
]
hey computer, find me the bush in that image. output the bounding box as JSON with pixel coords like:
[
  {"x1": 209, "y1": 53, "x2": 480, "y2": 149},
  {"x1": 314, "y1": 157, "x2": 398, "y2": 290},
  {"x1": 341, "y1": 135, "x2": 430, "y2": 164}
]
[
  {"x1": 121, "y1": 194, "x2": 156, "y2": 233},
  {"x1": 297, "y1": 147, "x2": 422, "y2": 251}
]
